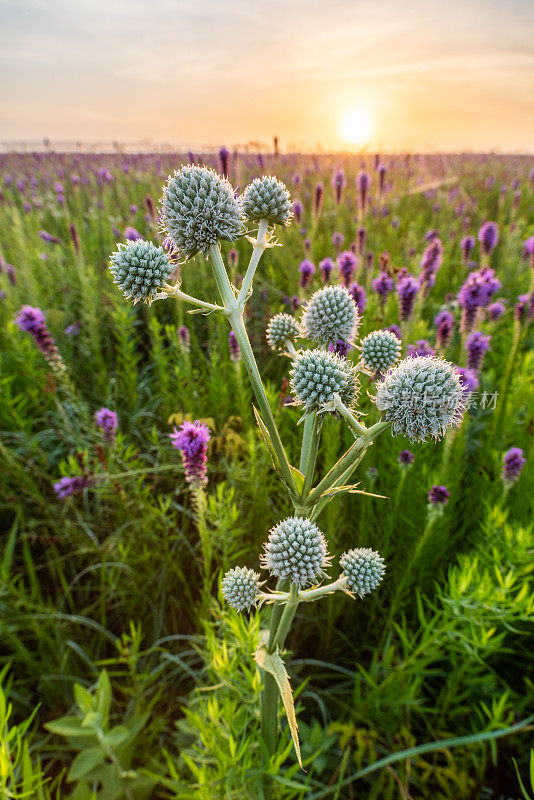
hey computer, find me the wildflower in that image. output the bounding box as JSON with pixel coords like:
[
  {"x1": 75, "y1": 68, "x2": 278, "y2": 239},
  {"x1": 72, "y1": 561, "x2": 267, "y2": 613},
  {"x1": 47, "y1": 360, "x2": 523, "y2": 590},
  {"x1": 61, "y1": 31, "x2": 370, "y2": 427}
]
[
  {"x1": 292, "y1": 199, "x2": 303, "y2": 224},
  {"x1": 291, "y1": 349, "x2": 358, "y2": 413},
  {"x1": 170, "y1": 420, "x2": 211, "y2": 487},
  {"x1": 109, "y1": 240, "x2": 175, "y2": 304},
  {"x1": 219, "y1": 146, "x2": 230, "y2": 176},
  {"x1": 178, "y1": 325, "x2": 191, "y2": 353},
  {"x1": 241, "y1": 176, "x2": 292, "y2": 226},
  {"x1": 523, "y1": 236, "x2": 534, "y2": 269},
  {"x1": 228, "y1": 330, "x2": 241, "y2": 363},
  {"x1": 427, "y1": 485, "x2": 450, "y2": 505},
  {"x1": 54, "y1": 475, "x2": 93, "y2": 500},
  {"x1": 160, "y1": 165, "x2": 243, "y2": 259},
  {"x1": 313, "y1": 182, "x2": 324, "y2": 216},
  {"x1": 332, "y1": 168, "x2": 346, "y2": 204},
  {"x1": 339, "y1": 548, "x2": 385, "y2": 596},
  {"x1": 457, "y1": 267, "x2": 501, "y2": 332},
  {"x1": 407, "y1": 340, "x2": 436, "y2": 358},
  {"x1": 356, "y1": 226, "x2": 367, "y2": 254},
  {"x1": 502, "y1": 447, "x2": 526, "y2": 486},
  {"x1": 38, "y1": 230, "x2": 62, "y2": 245},
  {"x1": 302, "y1": 285, "x2": 359, "y2": 347},
  {"x1": 434, "y1": 310, "x2": 455, "y2": 349},
  {"x1": 347, "y1": 282, "x2": 366, "y2": 316},
  {"x1": 94, "y1": 407, "x2": 118, "y2": 445},
  {"x1": 222, "y1": 566, "x2": 260, "y2": 612},
  {"x1": 262, "y1": 517, "x2": 329, "y2": 587},
  {"x1": 455, "y1": 366, "x2": 479, "y2": 395},
  {"x1": 14, "y1": 305, "x2": 64, "y2": 371},
  {"x1": 356, "y1": 170, "x2": 371, "y2": 209},
  {"x1": 488, "y1": 300, "x2": 506, "y2": 320},
  {"x1": 360, "y1": 330, "x2": 401, "y2": 373},
  {"x1": 332, "y1": 231, "x2": 345, "y2": 249},
  {"x1": 374, "y1": 356, "x2": 464, "y2": 442},
  {"x1": 266, "y1": 313, "x2": 301, "y2": 351},
  {"x1": 478, "y1": 221, "x2": 499, "y2": 255},
  {"x1": 420, "y1": 238, "x2": 443, "y2": 287},
  {"x1": 397, "y1": 274, "x2": 419, "y2": 322},
  {"x1": 337, "y1": 250, "x2": 358, "y2": 287},
  {"x1": 124, "y1": 226, "x2": 143, "y2": 241},
  {"x1": 319, "y1": 257, "x2": 335, "y2": 283},
  {"x1": 514, "y1": 292, "x2": 534, "y2": 322},
  {"x1": 465, "y1": 331, "x2": 491, "y2": 372},
  {"x1": 228, "y1": 248, "x2": 238, "y2": 268},
  {"x1": 398, "y1": 449, "x2": 414, "y2": 467},
  {"x1": 298, "y1": 259, "x2": 315, "y2": 288},
  {"x1": 328, "y1": 339, "x2": 353, "y2": 357}
]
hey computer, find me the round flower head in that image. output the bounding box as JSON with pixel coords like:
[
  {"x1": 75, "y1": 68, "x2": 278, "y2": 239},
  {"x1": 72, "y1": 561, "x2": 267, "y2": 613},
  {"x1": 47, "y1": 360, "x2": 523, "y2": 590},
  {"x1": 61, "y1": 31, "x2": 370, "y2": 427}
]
[
  {"x1": 160, "y1": 165, "x2": 243, "y2": 259},
  {"x1": 302, "y1": 285, "x2": 359, "y2": 346},
  {"x1": 291, "y1": 349, "x2": 358, "y2": 413},
  {"x1": 340, "y1": 548, "x2": 385, "y2": 597},
  {"x1": 262, "y1": 516, "x2": 329, "y2": 586},
  {"x1": 360, "y1": 330, "x2": 401, "y2": 373},
  {"x1": 241, "y1": 176, "x2": 292, "y2": 226},
  {"x1": 266, "y1": 313, "x2": 301, "y2": 351},
  {"x1": 374, "y1": 356, "x2": 464, "y2": 442},
  {"x1": 222, "y1": 566, "x2": 261, "y2": 612},
  {"x1": 109, "y1": 240, "x2": 174, "y2": 304}
]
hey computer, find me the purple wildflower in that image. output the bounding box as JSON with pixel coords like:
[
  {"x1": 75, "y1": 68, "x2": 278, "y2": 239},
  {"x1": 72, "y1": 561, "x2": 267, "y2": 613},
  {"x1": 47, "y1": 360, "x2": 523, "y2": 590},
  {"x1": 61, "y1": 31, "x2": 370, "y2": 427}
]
[
  {"x1": 398, "y1": 449, "x2": 414, "y2": 466},
  {"x1": 337, "y1": 251, "x2": 358, "y2": 287},
  {"x1": 356, "y1": 170, "x2": 371, "y2": 210},
  {"x1": 434, "y1": 310, "x2": 455, "y2": 349},
  {"x1": 377, "y1": 163, "x2": 386, "y2": 194},
  {"x1": 514, "y1": 293, "x2": 534, "y2": 323},
  {"x1": 455, "y1": 366, "x2": 479, "y2": 395},
  {"x1": 14, "y1": 306, "x2": 63, "y2": 370},
  {"x1": 170, "y1": 420, "x2": 211, "y2": 487},
  {"x1": 407, "y1": 340, "x2": 435, "y2": 358},
  {"x1": 465, "y1": 331, "x2": 491, "y2": 372},
  {"x1": 478, "y1": 221, "x2": 499, "y2": 256},
  {"x1": 95, "y1": 407, "x2": 118, "y2": 445},
  {"x1": 428, "y1": 485, "x2": 450, "y2": 506},
  {"x1": 319, "y1": 257, "x2": 334, "y2": 283},
  {"x1": 228, "y1": 330, "x2": 241, "y2": 363},
  {"x1": 38, "y1": 230, "x2": 62, "y2": 245},
  {"x1": 387, "y1": 324, "x2": 402, "y2": 340},
  {"x1": 228, "y1": 249, "x2": 238, "y2": 268},
  {"x1": 523, "y1": 236, "x2": 534, "y2": 269},
  {"x1": 124, "y1": 226, "x2": 143, "y2": 241},
  {"x1": 372, "y1": 272, "x2": 394, "y2": 304},
  {"x1": 332, "y1": 231, "x2": 344, "y2": 249},
  {"x1": 397, "y1": 273, "x2": 419, "y2": 322},
  {"x1": 457, "y1": 267, "x2": 501, "y2": 332},
  {"x1": 313, "y1": 182, "x2": 324, "y2": 216},
  {"x1": 54, "y1": 475, "x2": 93, "y2": 500},
  {"x1": 347, "y1": 282, "x2": 367, "y2": 316},
  {"x1": 64, "y1": 320, "x2": 81, "y2": 336},
  {"x1": 178, "y1": 325, "x2": 191, "y2": 353},
  {"x1": 332, "y1": 168, "x2": 346, "y2": 204},
  {"x1": 299, "y1": 259, "x2": 315, "y2": 288},
  {"x1": 292, "y1": 199, "x2": 303, "y2": 224},
  {"x1": 219, "y1": 147, "x2": 230, "y2": 177},
  {"x1": 502, "y1": 448, "x2": 526, "y2": 486},
  {"x1": 328, "y1": 339, "x2": 353, "y2": 357},
  {"x1": 420, "y1": 237, "x2": 443, "y2": 287},
  {"x1": 488, "y1": 301, "x2": 506, "y2": 320},
  {"x1": 357, "y1": 226, "x2": 367, "y2": 254},
  {"x1": 129, "y1": 204, "x2": 138, "y2": 214}
]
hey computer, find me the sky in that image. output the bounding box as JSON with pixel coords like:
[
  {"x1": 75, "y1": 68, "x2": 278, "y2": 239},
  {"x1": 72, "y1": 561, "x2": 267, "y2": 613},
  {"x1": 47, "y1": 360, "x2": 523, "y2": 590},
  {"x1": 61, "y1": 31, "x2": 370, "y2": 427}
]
[{"x1": 1, "y1": 0, "x2": 534, "y2": 152}]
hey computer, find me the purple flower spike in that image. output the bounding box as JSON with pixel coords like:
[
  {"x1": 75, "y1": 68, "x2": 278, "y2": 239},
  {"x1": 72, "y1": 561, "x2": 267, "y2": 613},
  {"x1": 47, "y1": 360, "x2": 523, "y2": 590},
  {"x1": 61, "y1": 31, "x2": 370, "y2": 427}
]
[
  {"x1": 313, "y1": 182, "x2": 324, "y2": 216},
  {"x1": 398, "y1": 449, "x2": 414, "y2": 466},
  {"x1": 420, "y1": 237, "x2": 443, "y2": 287},
  {"x1": 328, "y1": 339, "x2": 353, "y2": 357},
  {"x1": 54, "y1": 475, "x2": 93, "y2": 500},
  {"x1": 292, "y1": 199, "x2": 303, "y2": 224},
  {"x1": 455, "y1": 366, "x2": 479, "y2": 395},
  {"x1": 460, "y1": 235, "x2": 476, "y2": 260},
  {"x1": 428, "y1": 485, "x2": 450, "y2": 506},
  {"x1": 357, "y1": 170, "x2": 371, "y2": 210},
  {"x1": 372, "y1": 272, "x2": 394, "y2": 304},
  {"x1": 502, "y1": 447, "x2": 526, "y2": 486},
  {"x1": 407, "y1": 340, "x2": 435, "y2": 358},
  {"x1": 397, "y1": 274, "x2": 419, "y2": 322},
  {"x1": 124, "y1": 226, "x2": 143, "y2": 241},
  {"x1": 95, "y1": 407, "x2": 118, "y2": 445},
  {"x1": 319, "y1": 257, "x2": 334, "y2": 283},
  {"x1": 332, "y1": 231, "x2": 344, "y2": 249},
  {"x1": 465, "y1": 331, "x2": 491, "y2": 372},
  {"x1": 332, "y1": 168, "x2": 346, "y2": 204},
  {"x1": 478, "y1": 221, "x2": 499, "y2": 256},
  {"x1": 434, "y1": 310, "x2": 455, "y2": 349},
  {"x1": 14, "y1": 305, "x2": 63, "y2": 370},
  {"x1": 219, "y1": 147, "x2": 230, "y2": 177},
  {"x1": 387, "y1": 324, "x2": 402, "y2": 340},
  {"x1": 337, "y1": 251, "x2": 358, "y2": 287},
  {"x1": 488, "y1": 301, "x2": 506, "y2": 320},
  {"x1": 170, "y1": 420, "x2": 211, "y2": 487},
  {"x1": 347, "y1": 282, "x2": 367, "y2": 316},
  {"x1": 299, "y1": 259, "x2": 315, "y2": 288},
  {"x1": 178, "y1": 325, "x2": 191, "y2": 353},
  {"x1": 228, "y1": 330, "x2": 241, "y2": 363}
]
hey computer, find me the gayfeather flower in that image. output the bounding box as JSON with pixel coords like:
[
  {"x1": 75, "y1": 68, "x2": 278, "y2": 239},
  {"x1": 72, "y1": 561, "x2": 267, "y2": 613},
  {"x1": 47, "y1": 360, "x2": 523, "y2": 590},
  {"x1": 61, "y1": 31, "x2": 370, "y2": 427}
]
[
  {"x1": 328, "y1": 339, "x2": 353, "y2": 357},
  {"x1": 347, "y1": 282, "x2": 366, "y2": 316},
  {"x1": 465, "y1": 331, "x2": 491, "y2": 372},
  {"x1": 219, "y1": 147, "x2": 230, "y2": 176},
  {"x1": 228, "y1": 248, "x2": 238, "y2": 268},
  {"x1": 124, "y1": 226, "x2": 143, "y2": 241},
  {"x1": 298, "y1": 259, "x2": 315, "y2": 287},
  {"x1": 455, "y1": 366, "x2": 479, "y2": 396},
  {"x1": 487, "y1": 301, "x2": 506, "y2": 320},
  {"x1": 94, "y1": 407, "x2": 118, "y2": 444},
  {"x1": 514, "y1": 292, "x2": 534, "y2": 322},
  {"x1": 387, "y1": 324, "x2": 402, "y2": 340},
  {"x1": 337, "y1": 251, "x2": 358, "y2": 287},
  {"x1": 319, "y1": 257, "x2": 334, "y2": 283},
  {"x1": 178, "y1": 325, "x2": 191, "y2": 353},
  {"x1": 38, "y1": 230, "x2": 62, "y2": 245},
  {"x1": 313, "y1": 182, "x2": 324, "y2": 216},
  {"x1": 523, "y1": 236, "x2": 534, "y2": 269},
  {"x1": 377, "y1": 163, "x2": 386, "y2": 194},
  {"x1": 460, "y1": 235, "x2": 476, "y2": 260},
  {"x1": 292, "y1": 199, "x2": 303, "y2": 224},
  {"x1": 356, "y1": 170, "x2": 371, "y2": 210},
  {"x1": 427, "y1": 485, "x2": 450, "y2": 505},
  {"x1": 228, "y1": 330, "x2": 241, "y2": 363},
  {"x1": 478, "y1": 221, "x2": 499, "y2": 255},
  {"x1": 397, "y1": 274, "x2": 419, "y2": 322},
  {"x1": 398, "y1": 449, "x2": 414, "y2": 467},
  {"x1": 332, "y1": 168, "x2": 346, "y2": 204},
  {"x1": 14, "y1": 305, "x2": 64, "y2": 371},
  {"x1": 357, "y1": 226, "x2": 367, "y2": 254},
  {"x1": 502, "y1": 447, "x2": 526, "y2": 486},
  {"x1": 407, "y1": 340, "x2": 435, "y2": 358},
  {"x1": 54, "y1": 475, "x2": 94, "y2": 500},
  {"x1": 434, "y1": 310, "x2": 455, "y2": 349},
  {"x1": 372, "y1": 272, "x2": 394, "y2": 304},
  {"x1": 457, "y1": 267, "x2": 501, "y2": 332},
  {"x1": 420, "y1": 237, "x2": 443, "y2": 287},
  {"x1": 170, "y1": 420, "x2": 211, "y2": 486},
  {"x1": 332, "y1": 231, "x2": 344, "y2": 249}
]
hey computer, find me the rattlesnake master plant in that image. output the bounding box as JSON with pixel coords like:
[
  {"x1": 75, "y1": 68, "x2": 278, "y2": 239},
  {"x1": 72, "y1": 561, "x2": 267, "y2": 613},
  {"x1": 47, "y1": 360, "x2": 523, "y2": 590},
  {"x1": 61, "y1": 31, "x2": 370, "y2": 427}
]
[{"x1": 108, "y1": 163, "x2": 467, "y2": 784}]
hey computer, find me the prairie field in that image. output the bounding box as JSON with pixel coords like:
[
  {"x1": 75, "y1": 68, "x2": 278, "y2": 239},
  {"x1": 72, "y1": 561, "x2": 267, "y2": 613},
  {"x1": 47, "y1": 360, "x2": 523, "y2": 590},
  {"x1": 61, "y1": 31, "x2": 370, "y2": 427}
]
[{"x1": 0, "y1": 150, "x2": 533, "y2": 799}]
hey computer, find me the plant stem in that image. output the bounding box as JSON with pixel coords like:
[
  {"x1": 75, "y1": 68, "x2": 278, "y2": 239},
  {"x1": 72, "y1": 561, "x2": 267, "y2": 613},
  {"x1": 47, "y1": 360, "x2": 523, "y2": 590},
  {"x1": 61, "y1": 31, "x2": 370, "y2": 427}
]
[
  {"x1": 492, "y1": 318, "x2": 522, "y2": 440},
  {"x1": 300, "y1": 413, "x2": 322, "y2": 499},
  {"x1": 237, "y1": 219, "x2": 269, "y2": 305}
]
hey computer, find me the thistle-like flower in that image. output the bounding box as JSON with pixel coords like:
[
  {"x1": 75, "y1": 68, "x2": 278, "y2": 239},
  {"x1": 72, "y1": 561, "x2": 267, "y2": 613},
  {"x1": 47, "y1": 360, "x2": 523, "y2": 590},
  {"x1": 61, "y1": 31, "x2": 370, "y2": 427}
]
[
  {"x1": 266, "y1": 313, "x2": 301, "y2": 351},
  {"x1": 291, "y1": 349, "x2": 358, "y2": 413},
  {"x1": 160, "y1": 165, "x2": 243, "y2": 259},
  {"x1": 108, "y1": 240, "x2": 175, "y2": 304},
  {"x1": 360, "y1": 330, "x2": 401, "y2": 373},
  {"x1": 374, "y1": 356, "x2": 464, "y2": 442},
  {"x1": 241, "y1": 176, "x2": 292, "y2": 226},
  {"x1": 222, "y1": 566, "x2": 261, "y2": 611},
  {"x1": 262, "y1": 517, "x2": 329, "y2": 587},
  {"x1": 339, "y1": 548, "x2": 385, "y2": 596},
  {"x1": 302, "y1": 285, "x2": 359, "y2": 347}
]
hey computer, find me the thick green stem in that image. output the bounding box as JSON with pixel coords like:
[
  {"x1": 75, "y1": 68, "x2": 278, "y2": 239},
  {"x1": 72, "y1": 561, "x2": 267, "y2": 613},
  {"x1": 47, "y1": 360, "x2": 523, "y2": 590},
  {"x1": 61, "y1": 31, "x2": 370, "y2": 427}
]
[
  {"x1": 299, "y1": 413, "x2": 322, "y2": 499},
  {"x1": 208, "y1": 245, "x2": 298, "y2": 497},
  {"x1": 272, "y1": 583, "x2": 299, "y2": 651},
  {"x1": 237, "y1": 218, "x2": 269, "y2": 304}
]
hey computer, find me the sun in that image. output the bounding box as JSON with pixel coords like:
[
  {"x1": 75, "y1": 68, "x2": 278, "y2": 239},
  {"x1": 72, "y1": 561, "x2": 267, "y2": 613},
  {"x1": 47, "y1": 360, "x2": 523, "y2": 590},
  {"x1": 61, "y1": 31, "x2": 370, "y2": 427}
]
[{"x1": 339, "y1": 107, "x2": 374, "y2": 147}]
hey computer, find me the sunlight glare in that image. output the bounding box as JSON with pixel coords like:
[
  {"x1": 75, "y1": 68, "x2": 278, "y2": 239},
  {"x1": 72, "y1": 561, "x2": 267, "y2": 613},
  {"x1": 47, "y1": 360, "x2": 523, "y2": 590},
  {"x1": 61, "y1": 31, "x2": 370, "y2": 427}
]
[{"x1": 339, "y1": 107, "x2": 374, "y2": 146}]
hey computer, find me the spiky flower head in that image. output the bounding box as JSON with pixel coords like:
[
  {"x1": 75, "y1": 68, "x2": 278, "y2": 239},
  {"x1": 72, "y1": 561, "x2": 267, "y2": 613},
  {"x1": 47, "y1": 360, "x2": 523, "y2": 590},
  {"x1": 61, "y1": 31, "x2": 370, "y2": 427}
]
[
  {"x1": 160, "y1": 165, "x2": 243, "y2": 259},
  {"x1": 291, "y1": 349, "x2": 358, "y2": 413},
  {"x1": 262, "y1": 516, "x2": 329, "y2": 586},
  {"x1": 302, "y1": 285, "x2": 359, "y2": 346},
  {"x1": 502, "y1": 447, "x2": 526, "y2": 486},
  {"x1": 339, "y1": 548, "x2": 385, "y2": 597},
  {"x1": 374, "y1": 356, "x2": 464, "y2": 442},
  {"x1": 266, "y1": 313, "x2": 301, "y2": 351},
  {"x1": 109, "y1": 240, "x2": 174, "y2": 303},
  {"x1": 241, "y1": 176, "x2": 292, "y2": 226},
  {"x1": 360, "y1": 329, "x2": 401, "y2": 373},
  {"x1": 222, "y1": 566, "x2": 260, "y2": 612}
]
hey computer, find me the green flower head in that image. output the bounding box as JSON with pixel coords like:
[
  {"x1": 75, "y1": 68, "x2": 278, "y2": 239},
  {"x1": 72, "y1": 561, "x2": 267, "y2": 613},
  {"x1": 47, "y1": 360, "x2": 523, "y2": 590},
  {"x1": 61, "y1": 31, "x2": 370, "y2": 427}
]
[
  {"x1": 108, "y1": 240, "x2": 175, "y2": 304},
  {"x1": 242, "y1": 176, "x2": 293, "y2": 226}
]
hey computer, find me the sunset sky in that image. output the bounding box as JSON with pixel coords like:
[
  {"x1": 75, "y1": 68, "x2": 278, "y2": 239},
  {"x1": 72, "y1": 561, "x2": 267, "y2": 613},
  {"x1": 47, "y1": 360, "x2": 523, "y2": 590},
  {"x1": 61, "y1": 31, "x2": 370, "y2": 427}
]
[{"x1": 1, "y1": 0, "x2": 534, "y2": 152}]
